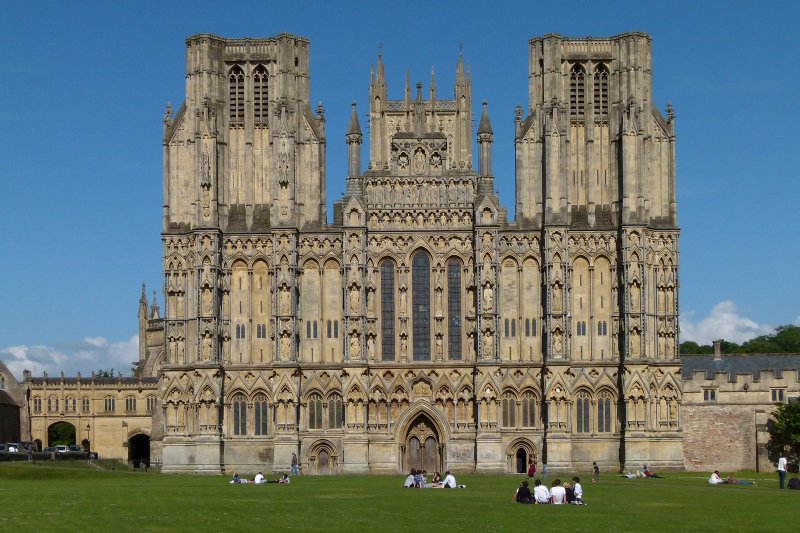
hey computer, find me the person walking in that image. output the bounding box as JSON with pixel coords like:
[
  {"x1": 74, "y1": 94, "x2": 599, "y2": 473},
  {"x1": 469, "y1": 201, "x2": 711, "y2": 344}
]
[
  {"x1": 527, "y1": 458, "x2": 536, "y2": 479},
  {"x1": 777, "y1": 454, "x2": 788, "y2": 489},
  {"x1": 291, "y1": 452, "x2": 300, "y2": 476},
  {"x1": 592, "y1": 461, "x2": 600, "y2": 484}
]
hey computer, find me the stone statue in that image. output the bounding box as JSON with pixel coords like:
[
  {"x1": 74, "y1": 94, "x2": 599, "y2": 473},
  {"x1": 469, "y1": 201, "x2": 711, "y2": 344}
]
[
  {"x1": 367, "y1": 336, "x2": 375, "y2": 360},
  {"x1": 400, "y1": 336, "x2": 407, "y2": 357},
  {"x1": 202, "y1": 335, "x2": 212, "y2": 361},
  {"x1": 349, "y1": 286, "x2": 360, "y2": 314},
  {"x1": 350, "y1": 334, "x2": 361, "y2": 359},
  {"x1": 280, "y1": 335, "x2": 291, "y2": 360},
  {"x1": 280, "y1": 286, "x2": 291, "y2": 315},
  {"x1": 483, "y1": 330, "x2": 493, "y2": 358},
  {"x1": 399, "y1": 288, "x2": 407, "y2": 315},
  {"x1": 553, "y1": 330, "x2": 563, "y2": 354},
  {"x1": 482, "y1": 283, "x2": 494, "y2": 312}
]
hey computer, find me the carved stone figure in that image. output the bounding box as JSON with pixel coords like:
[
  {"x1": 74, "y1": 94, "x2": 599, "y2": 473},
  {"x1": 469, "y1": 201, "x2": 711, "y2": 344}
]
[
  {"x1": 280, "y1": 335, "x2": 291, "y2": 360},
  {"x1": 349, "y1": 334, "x2": 361, "y2": 359},
  {"x1": 280, "y1": 286, "x2": 291, "y2": 315},
  {"x1": 367, "y1": 335, "x2": 375, "y2": 360},
  {"x1": 482, "y1": 283, "x2": 494, "y2": 312},
  {"x1": 349, "y1": 286, "x2": 360, "y2": 314}
]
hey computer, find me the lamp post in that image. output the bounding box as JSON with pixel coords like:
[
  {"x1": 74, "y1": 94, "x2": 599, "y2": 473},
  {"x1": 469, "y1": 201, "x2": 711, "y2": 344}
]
[{"x1": 86, "y1": 423, "x2": 91, "y2": 452}]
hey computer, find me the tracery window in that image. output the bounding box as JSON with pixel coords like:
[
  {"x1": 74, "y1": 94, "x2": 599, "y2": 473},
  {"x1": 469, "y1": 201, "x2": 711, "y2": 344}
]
[
  {"x1": 597, "y1": 392, "x2": 612, "y2": 433},
  {"x1": 48, "y1": 397, "x2": 59, "y2": 413},
  {"x1": 146, "y1": 395, "x2": 157, "y2": 413},
  {"x1": 569, "y1": 64, "x2": 586, "y2": 117},
  {"x1": 380, "y1": 261, "x2": 396, "y2": 361},
  {"x1": 328, "y1": 393, "x2": 344, "y2": 429},
  {"x1": 576, "y1": 392, "x2": 591, "y2": 433},
  {"x1": 228, "y1": 65, "x2": 245, "y2": 128},
  {"x1": 308, "y1": 392, "x2": 323, "y2": 430},
  {"x1": 593, "y1": 64, "x2": 609, "y2": 117},
  {"x1": 253, "y1": 65, "x2": 269, "y2": 128},
  {"x1": 412, "y1": 251, "x2": 431, "y2": 361},
  {"x1": 65, "y1": 397, "x2": 76, "y2": 413},
  {"x1": 33, "y1": 397, "x2": 42, "y2": 413},
  {"x1": 104, "y1": 396, "x2": 115, "y2": 413},
  {"x1": 447, "y1": 260, "x2": 462, "y2": 360},
  {"x1": 521, "y1": 392, "x2": 536, "y2": 428},
  {"x1": 254, "y1": 394, "x2": 269, "y2": 435},
  {"x1": 597, "y1": 321, "x2": 608, "y2": 336},
  {"x1": 125, "y1": 396, "x2": 136, "y2": 413},
  {"x1": 82, "y1": 397, "x2": 90, "y2": 413},
  {"x1": 502, "y1": 393, "x2": 516, "y2": 428},
  {"x1": 233, "y1": 394, "x2": 247, "y2": 436},
  {"x1": 576, "y1": 321, "x2": 587, "y2": 336}
]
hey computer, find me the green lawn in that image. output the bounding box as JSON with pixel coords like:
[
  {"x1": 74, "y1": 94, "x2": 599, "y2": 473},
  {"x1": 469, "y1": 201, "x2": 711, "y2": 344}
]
[{"x1": 0, "y1": 462, "x2": 795, "y2": 532}]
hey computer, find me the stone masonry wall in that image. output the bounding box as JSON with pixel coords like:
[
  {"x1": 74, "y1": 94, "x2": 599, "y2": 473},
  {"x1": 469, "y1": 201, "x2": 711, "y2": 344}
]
[{"x1": 683, "y1": 404, "x2": 755, "y2": 472}]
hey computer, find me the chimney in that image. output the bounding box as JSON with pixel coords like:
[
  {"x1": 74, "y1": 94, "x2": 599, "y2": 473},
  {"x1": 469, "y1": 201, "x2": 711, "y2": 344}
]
[{"x1": 713, "y1": 339, "x2": 723, "y2": 360}]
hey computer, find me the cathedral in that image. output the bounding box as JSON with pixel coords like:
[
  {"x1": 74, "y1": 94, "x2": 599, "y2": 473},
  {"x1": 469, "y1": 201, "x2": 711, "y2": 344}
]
[{"x1": 4, "y1": 32, "x2": 688, "y2": 474}]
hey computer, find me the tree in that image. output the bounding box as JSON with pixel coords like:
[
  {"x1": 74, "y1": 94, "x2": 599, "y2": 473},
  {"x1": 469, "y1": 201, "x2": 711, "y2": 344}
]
[
  {"x1": 767, "y1": 401, "x2": 800, "y2": 467},
  {"x1": 95, "y1": 368, "x2": 116, "y2": 377}
]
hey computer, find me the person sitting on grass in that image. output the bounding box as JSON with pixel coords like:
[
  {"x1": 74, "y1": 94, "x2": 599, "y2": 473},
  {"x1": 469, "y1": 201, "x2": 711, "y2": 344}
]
[
  {"x1": 441, "y1": 471, "x2": 457, "y2": 489},
  {"x1": 533, "y1": 479, "x2": 550, "y2": 504},
  {"x1": 709, "y1": 470, "x2": 755, "y2": 485},
  {"x1": 572, "y1": 477, "x2": 584, "y2": 504},
  {"x1": 513, "y1": 480, "x2": 533, "y2": 504},
  {"x1": 230, "y1": 473, "x2": 244, "y2": 484},
  {"x1": 563, "y1": 481, "x2": 575, "y2": 503},
  {"x1": 788, "y1": 475, "x2": 800, "y2": 490},
  {"x1": 403, "y1": 470, "x2": 415, "y2": 488},
  {"x1": 253, "y1": 472, "x2": 265, "y2": 484},
  {"x1": 550, "y1": 479, "x2": 567, "y2": 504},
  {"x1": 413, "y1": 469, "x2": 424, "y2": 488},
  {"x1": 267, "y1": 473, "x2": 291, "y2": 484}
]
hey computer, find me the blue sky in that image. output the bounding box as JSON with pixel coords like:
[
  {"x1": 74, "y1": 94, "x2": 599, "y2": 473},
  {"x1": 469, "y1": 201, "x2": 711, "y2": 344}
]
[{"x1": 1, "y1": 0, "x2": 798, "y2": 378}]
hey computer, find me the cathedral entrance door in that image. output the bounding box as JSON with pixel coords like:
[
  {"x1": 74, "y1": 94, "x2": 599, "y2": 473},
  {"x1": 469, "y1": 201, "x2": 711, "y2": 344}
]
[
  {"x1": 515, "y1": 448, "x2": 527, "y2": 474},
  {"x1": 404, "y1": 414, "x2": 439, "y2": 472}
]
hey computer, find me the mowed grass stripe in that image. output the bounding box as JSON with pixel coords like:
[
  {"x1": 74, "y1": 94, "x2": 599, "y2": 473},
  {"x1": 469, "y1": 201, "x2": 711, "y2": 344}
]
[{"x1": 0, "y1": 463, "x2": 794, "y2": 532}]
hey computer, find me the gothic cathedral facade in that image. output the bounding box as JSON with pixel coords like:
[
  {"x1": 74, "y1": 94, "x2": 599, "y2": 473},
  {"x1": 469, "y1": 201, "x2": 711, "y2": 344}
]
[{"x1": 152, "y1": 32, "x2": 681, "y2": 474}]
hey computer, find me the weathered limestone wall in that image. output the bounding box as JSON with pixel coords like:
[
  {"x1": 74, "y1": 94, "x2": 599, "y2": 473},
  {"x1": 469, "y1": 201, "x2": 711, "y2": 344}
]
[{"x1": 682, "y1": 404, "x2": 755, "y2": 472}]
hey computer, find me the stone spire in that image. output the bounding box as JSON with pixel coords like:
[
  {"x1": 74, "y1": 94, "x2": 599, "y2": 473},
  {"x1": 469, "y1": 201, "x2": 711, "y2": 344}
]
[
  {"x1": 477, "y1": 101, "x2": 494, "y2": 191},
  {"x1": 150, "y1": 290, "x2": 160, "y2": 319},
  {"x1": 346, "y1": 102, "x2": 363, "y2": 195}
]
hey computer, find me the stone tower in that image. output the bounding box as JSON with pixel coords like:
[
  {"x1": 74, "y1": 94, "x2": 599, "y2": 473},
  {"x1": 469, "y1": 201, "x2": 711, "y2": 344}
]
[{"x1": 515, "y1": 33, "x2": 681, "y2": 469}]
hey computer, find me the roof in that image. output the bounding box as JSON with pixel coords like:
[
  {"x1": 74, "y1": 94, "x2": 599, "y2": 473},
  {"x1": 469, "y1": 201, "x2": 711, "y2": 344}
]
[
  {"x1": 0, "y1": 390, "x2": 19, "y2": 407},
  {"x1": 680, "y1": 354, "x2": 800, "y2": 381}
]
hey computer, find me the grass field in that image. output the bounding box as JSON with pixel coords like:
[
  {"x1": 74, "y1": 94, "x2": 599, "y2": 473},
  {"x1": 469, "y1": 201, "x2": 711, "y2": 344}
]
[{"x1": 0, "y1": 462, "x2": 795, "y2": 532}]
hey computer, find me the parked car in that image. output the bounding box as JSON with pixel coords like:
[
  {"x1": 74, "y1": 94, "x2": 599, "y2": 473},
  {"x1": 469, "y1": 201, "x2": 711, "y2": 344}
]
[
  {"x1": 5, "y1": 443, "x2": 21, "y2": 453},
  {"x1": 54, "y1": 445, "x2": 69, "y2": 453},
  {"x1": 68, "y1": 445, "x2": 83, "y2": 452},
  {"x1": 43, "y1": 447, "x2": 56, "y2": 454},
  {"x1": 0, "y1": 444, "x2": 7, "y2": 452}
]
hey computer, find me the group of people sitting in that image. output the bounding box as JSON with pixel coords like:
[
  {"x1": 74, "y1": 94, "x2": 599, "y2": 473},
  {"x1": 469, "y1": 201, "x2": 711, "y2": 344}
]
[
  {"x1": 514, "y1": 478, "x2": 584, "y2": 505},
  {"x1": 624, "y1": 465, "x2": 663, "y2": 479},
  {"x1": 230, "y1": 472, "x2": 291, "y2": 484},
  {"x1": 402, "y1": 469, "x2": 460, "y2": 488},
  {"x1": 708, "y1": 470, "x2": 756, "y2": 486}
]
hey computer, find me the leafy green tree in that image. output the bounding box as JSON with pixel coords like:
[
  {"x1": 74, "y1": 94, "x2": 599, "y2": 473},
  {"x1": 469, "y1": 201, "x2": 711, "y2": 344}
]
[
  {"x1": 767, "y1": 401, "x2": 800, "y2": 466},
  {"x1": 48, "y1": 422, "x2": 76, "y2": 446},
  {"x1": 95, "y1": 368, "x2": 116, "y2": 377}
]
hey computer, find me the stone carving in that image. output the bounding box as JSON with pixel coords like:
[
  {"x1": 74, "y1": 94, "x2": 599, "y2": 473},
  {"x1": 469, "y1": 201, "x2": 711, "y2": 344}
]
[
  {"x1": 280, "y1": 286, "x2": 291, "y2": 315},
  {"x1": 482, "y1": 282, "x2": 494, "y2": 312},
  {"x1": 349, "y1": 333, "x2": 361, "y2": 359},
  {"x1": 349, "y1": 286, "x2": 360, "y2": 314}
]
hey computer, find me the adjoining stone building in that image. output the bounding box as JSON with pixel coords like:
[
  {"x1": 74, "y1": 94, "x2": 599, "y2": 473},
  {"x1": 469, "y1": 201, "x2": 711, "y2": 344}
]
[{"x1": 2, "y1": 32, "x2": 794, "y2": 474}]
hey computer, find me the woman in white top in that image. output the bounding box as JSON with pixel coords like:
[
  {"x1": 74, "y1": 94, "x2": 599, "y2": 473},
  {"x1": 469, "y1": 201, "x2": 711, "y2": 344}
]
[{"x1": 550, "y1": 479, "x2": 567, "y2": 504}]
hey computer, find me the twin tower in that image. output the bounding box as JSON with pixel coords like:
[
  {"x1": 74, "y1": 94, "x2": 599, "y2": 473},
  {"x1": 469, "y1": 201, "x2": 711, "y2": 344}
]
[{"x1": 152, "y1": 32, "x2": 681, "y2": 474}]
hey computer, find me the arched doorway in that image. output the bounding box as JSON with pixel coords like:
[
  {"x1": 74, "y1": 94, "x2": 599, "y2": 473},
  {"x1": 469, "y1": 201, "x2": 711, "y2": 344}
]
[
  {"x1": 128, "y1": 434, "x2": 150, "y2": 468},
  {"x1": 507, "y1": 439, "x2": 537, "y2": 474},
  {"x1": 47, "y1": 422, "x2": 76, "y2": 447},
  {"x1": 308, "y1": 441, "x2": 338, "y2": 475},
  {"x1": 516, "y1": 448, "x2": 527, "y2": 473},
  {"x1": 403, "y1": 414, "x2": 440, "y2": 473}
]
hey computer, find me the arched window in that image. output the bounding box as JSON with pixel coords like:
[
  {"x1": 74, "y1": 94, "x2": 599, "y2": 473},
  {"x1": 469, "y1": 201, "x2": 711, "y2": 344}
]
[
  {"x1": 48, "y1": 397, "x2": 58, "y2": 413},
  {"x1": 447, "y1": 259, "x2": 462, "y2": 360},
  {"x1": 412, "y1": 251, "x2": 431, "y2": 361},
  {"x1": 532, "y1": 319, "x2": 537, "y2": 336},
  {"x1": 521, "y1": 392, "x2": 536, "y2": 428},
  {"x1": 525, "y1": 319, "x2": 530, "y2": 337},
  {"x1": 125, "y1": 396, "x2": 136, "y2": 413},
  {"x1": 0, "y1": 374, "x2": 4, "y2": 389},
  {"x1": 104, "y1": 396, "x2": 115, "y2": 413},
  {"x1": 502, "y1": 393, "x2": 516, "y2": 428},
  {"x1": 328, "y1": 393, "x2": 344, "y2": 429},
  {"x1": 306, "y1": 321, "x2": 312, "y2": 339},
  {"x1": 233, "y1": 394, "x2": 247, "y2": 436},
  {"x1": 82, "y1": 397, "x2": 90, "y2": 413},
  {"x1": 146, "y1": 395, "x2": 157, "y2": 413},
  {"x1": 253, "y1": 65, "x2": 269, "y2": 128},
  {"x1": 228, "y1": 65, "x2": 245, "y2": 128},
  {"x1": 380, "y1": 260, "x2": 396, "y2": 361},
  {"x1": 576, "y1": 392, "x2": 591, "y2": 433},
  {"x1": 327, "y1": 320, "x2": 332, "y2": 338},
  {"x1": 593, "y1": 64, "x2": 609, "y2": 117},
  {"x1": 334, "y1": 320, "x2": 339, "y2": 338},
  {"x1": 254, "y1": 394, "x2": 269, "y2": 436},
  {"x1": 33, "y1": 397, "x2": 42, "y2": 413},
  {"x1": 597, "y1": 391, "x2": 612, "y2": 433},
  {"x1": 569, "y1": 64, "x2": 586, "y2": 117},
  {"x1": 505, "y1": 319, "x2": 510, "y2": 337},
  {"x1": 308, "y1": 393, "x2": 323, "y2": 430},
  {"x1": 511, "y1": 319, "x2": 516, "y2": 337},
  {"x1": 313, "y1": 321, "x2": 318, "y2": 339}
]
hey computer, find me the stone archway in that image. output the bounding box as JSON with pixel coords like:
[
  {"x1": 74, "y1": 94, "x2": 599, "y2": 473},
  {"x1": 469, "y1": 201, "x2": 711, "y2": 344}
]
[
  {"x1": 307, "y1": 440, "x2": 338, "y2": 475},
  {"x1": 47, "y1": 421, "x2": 76, "y2": 447},
  {"x1": 128, "y1": 433, "x2": 150, "y2": 468},
  {"x1": 507, "y1": 439, "x2": 537, "y2": 474},
  {"x1": 402, "y1": 413, "x2": 440, "y2": 473}
]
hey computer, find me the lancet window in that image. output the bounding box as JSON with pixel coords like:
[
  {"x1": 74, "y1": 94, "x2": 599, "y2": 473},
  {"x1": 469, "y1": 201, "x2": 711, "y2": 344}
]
[
  {"x1": 380, "y1": 260, "x2": 396, "y2": 361},
  {"x1": 253, "y1": 65, "x2": 269, "y2": 128},
  {"x1": 447, "y1": 260, "x2": 462, "y2": 360},
  {"x1": 228, "y1": 65, "x2": 245, "y2": 128},
  {"x1": 412, "y1": 251, "x2": 431, "y2": 361},
  {"x1": 569, "y1": 64, "x2": 586, "y2": 117},
  {"x1": 593, "y1": 64, "x2": 609, "y2": 117}
]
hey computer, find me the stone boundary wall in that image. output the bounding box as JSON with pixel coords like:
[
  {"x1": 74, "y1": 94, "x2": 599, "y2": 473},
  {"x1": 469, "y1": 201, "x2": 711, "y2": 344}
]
[{"x1": 682, "y1": 404, "x2": 755, "y2": 472}]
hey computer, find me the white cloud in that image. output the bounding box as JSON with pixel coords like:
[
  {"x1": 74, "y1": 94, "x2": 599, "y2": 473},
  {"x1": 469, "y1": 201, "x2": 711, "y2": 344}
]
[
  {"x1": 680, "y1": 301, "x2": 774, "y2": 345},
  {"x1": 0, "y1": 335, "x2": 138, "y2": 381}
]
